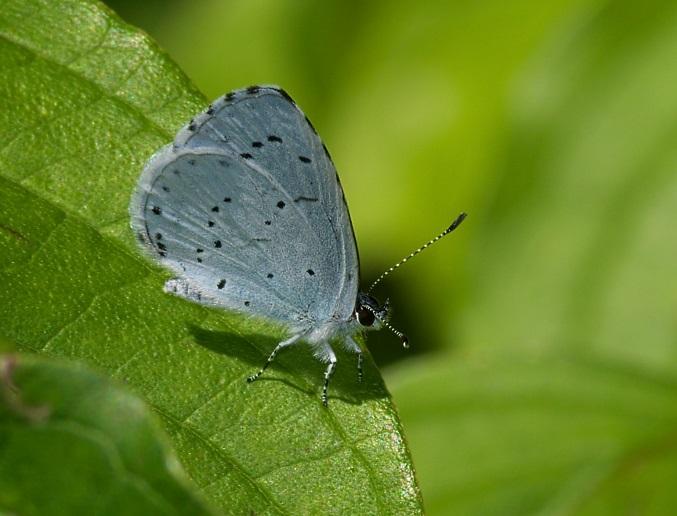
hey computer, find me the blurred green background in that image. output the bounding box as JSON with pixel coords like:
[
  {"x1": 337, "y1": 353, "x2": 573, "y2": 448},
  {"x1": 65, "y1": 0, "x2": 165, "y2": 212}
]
[{"x1": 104, "y1": 0, "x2": 677, "y2": 514}]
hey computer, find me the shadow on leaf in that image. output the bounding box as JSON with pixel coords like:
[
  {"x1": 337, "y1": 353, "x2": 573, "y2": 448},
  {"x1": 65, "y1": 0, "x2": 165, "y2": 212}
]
[{"x1": 188, "y1": 324, "x2": 388, "y2": 405}]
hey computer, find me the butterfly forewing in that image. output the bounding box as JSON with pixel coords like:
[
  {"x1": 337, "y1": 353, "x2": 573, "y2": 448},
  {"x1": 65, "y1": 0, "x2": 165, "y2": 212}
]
[{"x1": 130, "y1": 86, "x2": 359, "y2": 326}]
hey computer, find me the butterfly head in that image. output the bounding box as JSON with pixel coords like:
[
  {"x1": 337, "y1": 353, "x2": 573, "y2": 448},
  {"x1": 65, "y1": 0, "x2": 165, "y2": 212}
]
[{"x1": 355, "y1": 293, "x2": 408, "y2": 348}]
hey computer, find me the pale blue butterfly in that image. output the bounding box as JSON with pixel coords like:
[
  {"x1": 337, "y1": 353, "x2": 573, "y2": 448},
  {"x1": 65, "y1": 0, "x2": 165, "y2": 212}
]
[{"x1": 130, "y1": 85, "x2": 466, "y2": 405}]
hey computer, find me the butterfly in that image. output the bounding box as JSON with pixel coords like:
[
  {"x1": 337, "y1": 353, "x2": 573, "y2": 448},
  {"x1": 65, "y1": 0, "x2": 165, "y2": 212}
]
[{"x1": 130, "y1": 85, "x2": 466, "y2": 406}]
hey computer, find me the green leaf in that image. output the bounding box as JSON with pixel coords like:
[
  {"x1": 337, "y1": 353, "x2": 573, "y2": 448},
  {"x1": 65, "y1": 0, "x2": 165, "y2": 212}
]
[
  {"x1": 0, "y1": 353, "x2": 216, "y2": 515},
  {"x1": 393, "y1": 353, "x2": 677, "y2": 516},
  {"x1": 0, "y1": 1, "x2": 422, "y2": 514}
]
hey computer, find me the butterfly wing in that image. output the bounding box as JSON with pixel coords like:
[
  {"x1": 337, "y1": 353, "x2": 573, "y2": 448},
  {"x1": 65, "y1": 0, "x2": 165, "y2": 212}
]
[{"x1": 130, "y1": 86, "x2": 359, "y2": 327}]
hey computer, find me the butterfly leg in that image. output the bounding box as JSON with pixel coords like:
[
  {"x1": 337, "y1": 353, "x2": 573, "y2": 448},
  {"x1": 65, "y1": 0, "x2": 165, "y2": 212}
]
[
  {"x1": 321, "y1": 346, "x2": 337, "y2": 407},
  {"x1": 246, "y1": 333, "x2": 302, "y2": 383},
  {"x1": 344, "y1": 336, "x2": 363, "y2": 382}
]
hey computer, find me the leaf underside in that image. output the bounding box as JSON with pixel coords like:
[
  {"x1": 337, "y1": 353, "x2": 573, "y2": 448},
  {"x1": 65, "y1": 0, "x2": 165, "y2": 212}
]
[{"x1": 0, "y1": 353, "x2": 215, "y2": 515}]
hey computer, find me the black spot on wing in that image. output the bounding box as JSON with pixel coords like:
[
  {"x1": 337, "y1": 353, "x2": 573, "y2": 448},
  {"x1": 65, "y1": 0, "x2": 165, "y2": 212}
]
[
  {"x1": 276, "y1": 201, "x2": 285, "y2": 209},
  {"x1": 298, "y1": 156, "x2": 312, "y2": 163},
  {"x1": 152, "y1": 206, "x2": 161, "y2": 215},
  {"x1": 208, "y1": 220, "x2": 215, "y2": 227},
  {"x1": 212, "y1": 206, "x2": 219, "y2": 212},
  {"x1": 267, "y1": 135, "x2": 282, "y2": 143},
  {"x1": 240, "y1": 153, "x2": 253, "y2": 159},
  {"x1": 307, "y1": 269, "x2": 315, "y2": 276},
  {"x1": 217, "y1": 279, "x2": 226, "y2": 289},
  {"x1": 214, "y1": 240, "x2": 222, "y2": 248},
  {"x1": 294, "y1": 196, "x2": 318, "y2": 203},
  {"x1": 223, "y1": 197, "x2": 231, "y2": 203},
  {"x1": 225, "y1": 92, "x2": 235, "y2": 101}
]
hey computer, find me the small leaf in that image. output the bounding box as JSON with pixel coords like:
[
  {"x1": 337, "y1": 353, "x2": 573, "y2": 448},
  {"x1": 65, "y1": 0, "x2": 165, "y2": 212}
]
[
  {"x1": 0, "y1": 353, "x2": 215, "y2": 515},
  {"x1": 0, "y1": 0, "x2": 422, "y2": 513}
]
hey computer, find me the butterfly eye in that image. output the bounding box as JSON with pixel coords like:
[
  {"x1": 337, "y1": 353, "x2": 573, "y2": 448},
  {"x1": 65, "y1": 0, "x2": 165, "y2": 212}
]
[{"x1": 356, "y1": 305, "x2": 375, "y2": 327}]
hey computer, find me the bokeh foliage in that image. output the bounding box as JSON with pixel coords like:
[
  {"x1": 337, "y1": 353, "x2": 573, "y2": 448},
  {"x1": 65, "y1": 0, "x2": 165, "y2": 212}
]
[{"x1": 106, "y1": 0, "x2": 677, "y2": 513}]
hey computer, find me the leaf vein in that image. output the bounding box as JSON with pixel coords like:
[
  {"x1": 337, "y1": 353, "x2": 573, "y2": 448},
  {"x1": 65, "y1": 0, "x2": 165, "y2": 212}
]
[
  {"x1": 220, "y1": 320, "x2": 388, "y2": 511},
  {"x1": 40, "y1": 271, "x2": 151, "y2": 352},
  {"x1": 153, "y1": 404, "x2": 288, "y2": 515},
  {"x1": 0, "y1": 31, "x2": 174, "y2": 140}
]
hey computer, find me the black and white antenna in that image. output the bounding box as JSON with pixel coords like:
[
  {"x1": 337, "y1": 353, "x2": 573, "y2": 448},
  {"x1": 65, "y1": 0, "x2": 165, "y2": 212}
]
[
  {"x1": 361, "y1": 302, "x2": 410, "y2": 348},
  {"x1": 368, "y1": 212, "x2": 467, "y2": 294}
]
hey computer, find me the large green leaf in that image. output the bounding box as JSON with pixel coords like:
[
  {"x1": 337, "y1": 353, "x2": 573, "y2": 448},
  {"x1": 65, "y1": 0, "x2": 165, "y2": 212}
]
[
  {"x1": 0, "y1": 1, "x2": 422, "y2": 514},
  {"x1": 0, "y1": 353, "x2": 215, "y2": 515}
]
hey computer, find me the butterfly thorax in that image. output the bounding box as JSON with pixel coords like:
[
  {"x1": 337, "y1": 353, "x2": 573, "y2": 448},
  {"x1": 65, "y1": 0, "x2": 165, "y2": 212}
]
[{"x1": 301, "y1": 293, "x2": 385, "y2": 346}]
